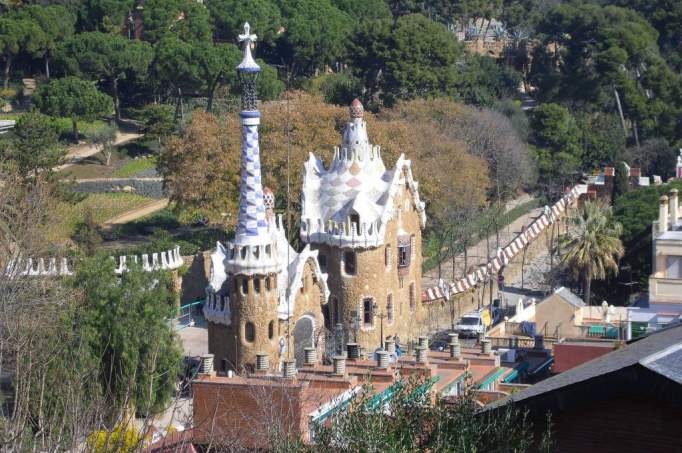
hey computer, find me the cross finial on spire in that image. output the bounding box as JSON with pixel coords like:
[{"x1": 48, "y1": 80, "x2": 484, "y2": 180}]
[
  {"x1": 238, "y1": 22, "x2": 257, "y2": 47},
  {"x1": 237, "y1": 22, "x2": 261, "y2": 73}
]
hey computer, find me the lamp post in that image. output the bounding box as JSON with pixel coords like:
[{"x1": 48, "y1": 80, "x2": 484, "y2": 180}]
[{"x1": 373, "y1": 302, "x2": 387, "y2": 350}]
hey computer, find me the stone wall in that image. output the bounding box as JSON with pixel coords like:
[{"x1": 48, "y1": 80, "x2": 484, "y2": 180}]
[
  {"x1": 418, "y1": 219, "x2": 562, "y2": 336},
  {"x1": 315, "y1": 184, "x2": 425, "y2": 353},
  {"x1": 74, "y1": 177, "x2": 166, "y2": 199},
  {"x1": 206, "y1": 259, "x2": 326, "y2": 373},
  {"x1": 180, "y1": 253, "x2": 209, "y2": 305}
]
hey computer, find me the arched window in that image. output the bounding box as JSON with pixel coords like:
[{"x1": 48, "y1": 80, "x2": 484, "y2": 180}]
[
  {"x1": 344, "y1": 251, "x2": 356, "y2": 275},
  {"x1": 254, "y1": 278, "x2": 261, "y2": 294},
  {"x1": 241, "y1": 279, "x2": 248, "y2": 295},
  {"x1": 265, "y1": 276, "x2": 271, "y2": 292},
  {"x1": 245, "y1": 322, "x2": 255, "y2": 342},
  {"x1": 409, "y1": 283, "x2": 416, "y2": 312},
  {"x1": 268, "y1": 321, "x2": 274, "y2": 339},
  {"x1": 387, "y1": 294, "x2": 393, "y2": 324}
]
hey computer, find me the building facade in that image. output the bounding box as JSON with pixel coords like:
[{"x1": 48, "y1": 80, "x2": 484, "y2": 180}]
[
  {"x1": 649, "y1": 189, "x2": 682, "y2": 306},
  {"x1": 204, "y1": 24, "x2": 429, "y2": 373},
  {"x1": 300, "y1": 99, "x2": 427, "y2": 352},
  {"x1": 203, "y1": 24, "x2": 329, "y2": 373}
]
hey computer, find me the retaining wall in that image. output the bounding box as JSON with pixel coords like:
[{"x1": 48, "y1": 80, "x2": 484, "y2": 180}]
[{"x1": 74, "y1": 178, "x2": 166, "y2": 199}]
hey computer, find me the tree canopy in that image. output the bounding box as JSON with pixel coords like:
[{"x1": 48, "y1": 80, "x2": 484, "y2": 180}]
[
  {"x1": 56, "y1": 31, "x2": 152, "y2": 120},
  {"x1": 0, "y1": 110, "x2": 63, "y2": 177},
  {"x1": 141, "y1": 0, "x2": 213, "y2": 43},
  {"x1": 33, "y1": 76, "x2": 112, "y2": 140}
]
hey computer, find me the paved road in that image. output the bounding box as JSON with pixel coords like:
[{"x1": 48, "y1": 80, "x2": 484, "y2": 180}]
[
  {"x1": 101, "y1": 198, "x2": 169, "y2": 228},
  {"x1": 54, "y1": 131, "x2": 143, "y2": 172}
]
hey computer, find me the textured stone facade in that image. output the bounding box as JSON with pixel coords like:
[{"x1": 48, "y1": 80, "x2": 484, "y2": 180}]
[
  {"x1": 208, "y1": 259, "x2": 326, "y2": 373},
  {"x1": 314, "y1": 179, "x2": 425, "y2": 352}
]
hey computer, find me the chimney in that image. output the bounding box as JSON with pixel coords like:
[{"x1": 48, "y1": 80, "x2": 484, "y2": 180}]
[
  {"x1": 304, "y1": 347, "x2": 317, "y2": 366},
  {"x1": 384, "y1": 339, "x2": 396, "y2": 355},
  {"x1": 346, "y1": 343, "x2": 359, "y2": 360},
  {"x1": 449, "y1": 342, "x2": 461, "y2": 359},
  {"x1": 333, "y1": 356, "x2": 346, "y2": 376},
  {"x1": 659, "y1": 195, "x2": 669, "y2": 233},
  {"x1": 480, "y1": 339, "x2": 492, "y2": 355},
  {"x1": 418, "y1": 336, "x2": 429, "y2": 349},
  {"x1": 415, "y1": 346, "x2": 428, "y2": 364},
  {"x1": 534, "y1": 335, "x2": 545, "y2": 350},
  {"x1": 200, "y1": 353, "x2": 215, "y2": 375},
  {"x1": 670, "y1": 189, "x2": 679, "y2": 227},
  {"x1": 376, "y1": 350, "x2": 389, "y2": 369},
  {"x1": 255, "y1": 352, "x2": 269, "y2": 372},
  {"x1": 282, "y1": 359, "x2": 297, "y2": 379}
]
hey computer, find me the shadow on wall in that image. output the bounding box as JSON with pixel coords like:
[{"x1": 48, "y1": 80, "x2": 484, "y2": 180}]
[{"x1": 181, "y1": 253, "x2": 209, "y2": 305}]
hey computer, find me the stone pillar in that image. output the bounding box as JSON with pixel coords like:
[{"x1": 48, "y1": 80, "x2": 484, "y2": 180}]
[
  {"x1": 418, "y1": 336, "x2": 429, "y2": 349},
  {"x1": 200, "y1": 354, "x2": 214, "y2": 374},
  {"x1": 304, "y1": 347, "x2": 317, "y2": 366},
  {"x1": 415, "y1": 346, "x2": 428, "y2": 364},
  {"x1": 449, "y1": 342, "x2": 461, "y2": 359},
  {"x1": 333, "y1": 356, "x2": 346, "y2": 376},
  {"x1": 376, "y1": 350, "x2": 389, "y2": 369},
  {"x1": 670, "y1": 189, "x2": 679, "y2": 227},
  {"x1": 660, "y1": 195, "x2": 669, "y2": 233},
  {"x1": 384, "y1": 339, "x2": 396, "y2": 355},
  {"x1": 346, "y1": 343, "x2": 359, "y2": 360},
  {"x1": 255, "y1": 352, "x2": 269, "y2": 371},
  {"x1": 481, "y1": 339, "x2": 492, "y2": 355},
  {"x1": 282, "y1": 359, "x2": 297, "y2": 379}
]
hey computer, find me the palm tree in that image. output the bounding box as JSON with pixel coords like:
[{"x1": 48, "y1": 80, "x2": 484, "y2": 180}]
[{"x1": 558, "y1": 201, "x2": 624, "y2": 304}]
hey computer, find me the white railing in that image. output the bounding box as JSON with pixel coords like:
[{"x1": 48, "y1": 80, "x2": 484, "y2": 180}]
[
  {"x1": 5, "y1": 245, "x2": 184, "y2": 278},
  {"x1": 422, "y1": 184, "x2": 588, "y2": 302},
  {"x1": 113, "y1": 245, "x2": 184, "y2": 274}
]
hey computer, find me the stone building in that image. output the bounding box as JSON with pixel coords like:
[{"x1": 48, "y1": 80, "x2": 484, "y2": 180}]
[
  {"x1": 204, "y1": 24, "x2": 428, "y2": 373},
  {"x1": 203, "y1": 24, "x2": 329, "y2": 373},
  {"x1": 300, "y1": 98, "x2": 427, "y2": 353}
]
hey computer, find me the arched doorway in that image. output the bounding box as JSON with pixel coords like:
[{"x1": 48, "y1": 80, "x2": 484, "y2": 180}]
[{"x1": 293, "y1": 315, "x2": 315, "y2": 367}]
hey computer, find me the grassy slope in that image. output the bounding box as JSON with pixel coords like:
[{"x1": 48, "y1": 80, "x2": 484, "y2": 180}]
[{"x1": 48, "y1": 193, "x2": 154, "y2": 244}]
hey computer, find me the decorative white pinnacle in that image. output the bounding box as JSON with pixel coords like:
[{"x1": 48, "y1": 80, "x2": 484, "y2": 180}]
[{"x1": 237, "y1": 22, "x2": 260, "y2": 72}]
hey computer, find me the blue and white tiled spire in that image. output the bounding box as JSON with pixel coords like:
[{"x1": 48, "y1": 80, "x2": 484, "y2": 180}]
[{"x1": 235, "y1": 23, "x2": 269, "y2": 246}]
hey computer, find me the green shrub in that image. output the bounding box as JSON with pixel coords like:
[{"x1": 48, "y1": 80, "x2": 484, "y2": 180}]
[{"x1": 0, "y1": 87, "x2": 17, "y2": 102}]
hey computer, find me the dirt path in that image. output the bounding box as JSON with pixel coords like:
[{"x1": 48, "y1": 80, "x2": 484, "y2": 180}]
[
  {"x1": 55, "y1": 131, "x2": 144, "y2": 172},
  {"x1": 422, "y1": 194, "x2": 541, "y2": 289},
  {"x1": 101, "y1": 198, "x2": 169, "y2": 229}
]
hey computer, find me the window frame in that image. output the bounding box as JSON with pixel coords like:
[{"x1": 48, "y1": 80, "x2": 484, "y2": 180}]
[
  {"x1": 362, "y1": 297, "x2": 374, "y2": 327},
  {"x1": 245, "y1": 322, "x2": 256, "y2": 342},
  {"x1": 343, "y1": 250, "x2": 357, "y2": 276}
]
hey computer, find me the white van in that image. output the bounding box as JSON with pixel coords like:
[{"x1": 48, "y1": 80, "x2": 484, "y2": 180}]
[{"x1": 454, "y1": 311, "x2": 486, "y2": 338}]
